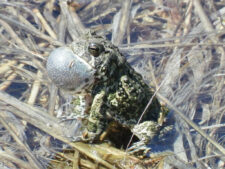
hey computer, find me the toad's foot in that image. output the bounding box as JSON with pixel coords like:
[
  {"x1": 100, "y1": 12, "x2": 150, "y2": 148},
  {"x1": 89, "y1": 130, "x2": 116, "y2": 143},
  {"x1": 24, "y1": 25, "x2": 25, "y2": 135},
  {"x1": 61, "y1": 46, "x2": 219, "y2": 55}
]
[
  {"x1": 127, "y1": 121, "x2": 160, "y2": 157},
  {"x1": 81, "y1": 128, "x2": 102, "y2": 142},
  {"x1": 128, "y1": 121, "x2": 174, "y2": 157},
  {"x1": 127, "y1": 141, "x2": 151, "y2": 157}
]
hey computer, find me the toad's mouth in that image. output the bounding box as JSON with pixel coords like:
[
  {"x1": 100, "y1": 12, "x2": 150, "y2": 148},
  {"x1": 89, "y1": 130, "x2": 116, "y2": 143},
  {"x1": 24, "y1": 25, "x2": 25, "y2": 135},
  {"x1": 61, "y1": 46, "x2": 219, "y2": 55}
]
[{"x1": 46, "y1": 46, "x2": 96, "y2": 92}]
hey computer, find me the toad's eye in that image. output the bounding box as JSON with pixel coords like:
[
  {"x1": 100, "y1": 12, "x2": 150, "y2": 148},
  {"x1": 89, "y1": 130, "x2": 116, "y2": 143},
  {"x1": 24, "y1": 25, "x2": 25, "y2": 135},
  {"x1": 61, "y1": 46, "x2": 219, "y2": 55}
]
[{"x1": 88, "y1": 42, "x2": 104, "y2": 57}]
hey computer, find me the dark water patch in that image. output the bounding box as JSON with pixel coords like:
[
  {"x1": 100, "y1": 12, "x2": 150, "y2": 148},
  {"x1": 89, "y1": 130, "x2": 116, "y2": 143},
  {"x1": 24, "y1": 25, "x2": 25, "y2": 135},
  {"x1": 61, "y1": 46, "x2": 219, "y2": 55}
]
[
  {"x1": 198, "y1": 93, "x2": 213, "y2": 104},
  {"x1": 5, "y1": 81, "x2": 28, "y2": 99},
  {"x1": 24, "y1": 64, "x2": 37, "y2": 73}
]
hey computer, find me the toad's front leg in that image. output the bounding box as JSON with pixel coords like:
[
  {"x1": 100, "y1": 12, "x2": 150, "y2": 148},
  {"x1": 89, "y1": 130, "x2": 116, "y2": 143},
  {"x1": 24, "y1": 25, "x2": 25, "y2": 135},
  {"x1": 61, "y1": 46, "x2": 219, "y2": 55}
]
[{"x1": 82, "y1": 90, "x2": 108, "y2": 142}]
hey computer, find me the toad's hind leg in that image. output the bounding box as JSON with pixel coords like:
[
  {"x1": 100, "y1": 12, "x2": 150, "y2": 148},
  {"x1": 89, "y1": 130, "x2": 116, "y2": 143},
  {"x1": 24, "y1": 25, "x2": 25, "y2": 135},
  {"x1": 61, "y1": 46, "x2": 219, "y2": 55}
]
[
  {"x1": 83, "y1": 90, "x2": 107, "y2": 141},
  {"x1": 128, "y1": 121, "x2": 161, "y2": 156}
]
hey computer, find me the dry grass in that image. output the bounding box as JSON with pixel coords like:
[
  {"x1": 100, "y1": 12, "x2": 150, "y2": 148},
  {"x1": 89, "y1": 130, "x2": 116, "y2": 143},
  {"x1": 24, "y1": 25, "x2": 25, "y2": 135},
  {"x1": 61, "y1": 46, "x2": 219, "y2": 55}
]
[{"x1": 0, "y1": 0, "x2": 225, "y2": 168}]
